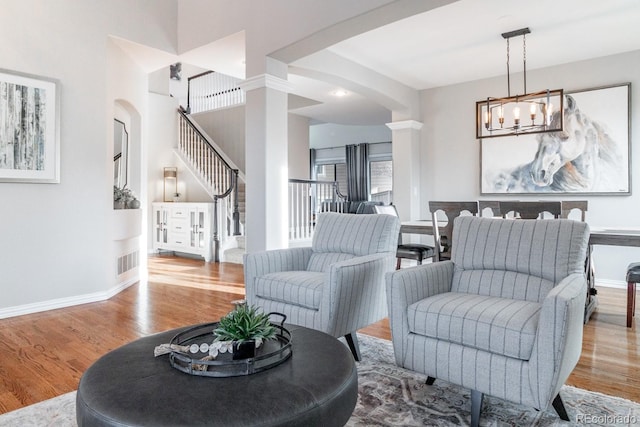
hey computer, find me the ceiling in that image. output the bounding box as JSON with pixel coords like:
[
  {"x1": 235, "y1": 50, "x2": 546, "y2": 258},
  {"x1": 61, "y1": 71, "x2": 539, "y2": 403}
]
[
  {"x1": 117, "y1": 0, "x2": 640, "y2": 127},
  {"x1": 294, "y1": 0, "x2": 640, "y2": 125}
]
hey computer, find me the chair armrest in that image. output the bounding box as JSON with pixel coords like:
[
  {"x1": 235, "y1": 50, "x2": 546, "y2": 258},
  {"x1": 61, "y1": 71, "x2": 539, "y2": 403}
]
[
  {"x1": 321, "y1": 252, "x2": 396, "y2": 337},
  {"x1": 384, "y1": 261, "x2": 455, "y2": 365},
  {"x1": 528, "y1": 273, "x2": 587, "y2": 409},
  {"x1": 385, "y1": 261, "x2": 455, "y2": 312},
  {"x1": 243, "y1": 247, "x2": 313, "y2": 304}
]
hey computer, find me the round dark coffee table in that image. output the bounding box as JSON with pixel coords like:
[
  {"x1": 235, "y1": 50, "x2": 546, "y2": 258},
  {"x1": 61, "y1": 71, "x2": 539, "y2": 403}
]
[{"x1": 76, "y1": 324, "x2": 357, "y2": 426}]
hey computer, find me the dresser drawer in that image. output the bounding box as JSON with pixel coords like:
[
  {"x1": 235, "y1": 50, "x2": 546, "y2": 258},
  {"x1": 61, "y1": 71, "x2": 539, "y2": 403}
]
[
  {"x1": 171, "y1": 207, "x2": 189, "y2": 219},
  {"x1": 170, "y1": 219, "x2": 189, "y2": 233},
  {"x1": 169, "y1": 232, "x2": 189, "y2": 247}
]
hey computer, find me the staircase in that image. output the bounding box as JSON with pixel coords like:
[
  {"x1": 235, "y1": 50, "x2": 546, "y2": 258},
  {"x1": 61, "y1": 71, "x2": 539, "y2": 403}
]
[
  {"x1": 176, "y1": 109, "x2": 245, "y2": 263},
  {"x1": 223, "y1": 235, "x2": 245, "y2": 264},
  {"x1": 223, "y1": 182, "x2": 245, "y2": 264},
  {"x1": 177, "y1": 71, "x2": 346, "y2": 262}
]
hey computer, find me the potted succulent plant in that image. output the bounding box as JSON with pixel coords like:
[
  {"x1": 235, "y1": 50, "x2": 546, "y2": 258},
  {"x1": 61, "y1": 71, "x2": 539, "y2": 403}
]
[{"x1": 213, "y1": 303, "x2": 277, "y2": 359}]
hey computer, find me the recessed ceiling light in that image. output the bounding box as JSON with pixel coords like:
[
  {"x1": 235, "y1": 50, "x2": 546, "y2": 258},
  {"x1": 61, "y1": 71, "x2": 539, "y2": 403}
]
[{"x1": 332, "y1": 89, "x2": 348, "y2": 97}]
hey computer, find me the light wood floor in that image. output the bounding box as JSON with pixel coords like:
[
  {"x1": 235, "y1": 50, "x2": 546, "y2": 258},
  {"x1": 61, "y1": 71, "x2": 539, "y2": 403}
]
[{"x1": 0, "y1": 255, "x2": 638, "y2": 414}]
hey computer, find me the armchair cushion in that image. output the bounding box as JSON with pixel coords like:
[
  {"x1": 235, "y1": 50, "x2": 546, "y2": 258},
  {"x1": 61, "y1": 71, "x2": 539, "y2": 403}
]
[
  {"x1": 408, "y1": 292, "x2": 541, "y2": 360},
  {"x1": 254, "y1": 271, "x2": 325, "y2": 310}
]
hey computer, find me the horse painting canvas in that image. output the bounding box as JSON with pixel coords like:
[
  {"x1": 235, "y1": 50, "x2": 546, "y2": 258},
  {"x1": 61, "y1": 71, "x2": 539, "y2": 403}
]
[{"x1": 481, "y1": 84, "x2": 630, "y2": 194}]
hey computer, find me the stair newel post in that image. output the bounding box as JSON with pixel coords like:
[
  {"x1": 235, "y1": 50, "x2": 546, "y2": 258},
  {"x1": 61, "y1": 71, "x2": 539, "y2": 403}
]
[
  {"x1": 212, "y1": 194, "x2": 220, "y2": 262},
  {"x1": 186, "y1": 77, "x2": 191, "y2": 114},
  {"x1": 232, "y1": 169, "x2": 240, "y2": 236}
]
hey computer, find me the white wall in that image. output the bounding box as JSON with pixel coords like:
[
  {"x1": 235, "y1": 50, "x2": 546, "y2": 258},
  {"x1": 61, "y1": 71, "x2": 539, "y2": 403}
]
[
  {"x1": 288, "y1": 113, "x2": 311, "y2": 180},
  {"x1": 193, "y1": 106, "x2": 246, "y2": 171},
  {"x1": 310, "y1": 123, "x2": 391, "y2": 149},
  {"x1": 0, "y1": 0, "x2": 177, "y2": 316},
  {"x1": 420, "y1": 49, "x2": 640, "y2": 285}
]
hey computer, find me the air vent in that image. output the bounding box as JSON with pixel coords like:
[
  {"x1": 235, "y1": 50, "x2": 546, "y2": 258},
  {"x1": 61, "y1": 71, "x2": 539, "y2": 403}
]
[{"x1": 117, "y1": 250, "x2": 139, "y2": 275}]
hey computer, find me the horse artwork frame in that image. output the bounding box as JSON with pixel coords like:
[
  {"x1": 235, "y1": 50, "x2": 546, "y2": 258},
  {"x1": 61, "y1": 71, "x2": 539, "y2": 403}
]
[{"x1": 480, "y1": 83, "x2": 631, "y2": 195}]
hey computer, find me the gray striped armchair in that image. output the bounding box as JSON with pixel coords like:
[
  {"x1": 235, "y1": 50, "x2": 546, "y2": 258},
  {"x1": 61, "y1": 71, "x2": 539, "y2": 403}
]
[
  {"x1": 244, "y1": 212, "x2": 400, "y2": 360},
  {"x1": 386, "y1": 216, "x2": 589, "y2": 426}
]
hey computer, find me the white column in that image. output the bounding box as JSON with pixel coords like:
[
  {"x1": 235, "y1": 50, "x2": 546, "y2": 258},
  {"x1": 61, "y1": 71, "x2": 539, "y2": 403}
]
[
  {"x1": 387, "y1": 120, "x2": 423, "y2": 222},
  {"x1": 240, "y1": 71, "x2": 292, "y2": 253}
]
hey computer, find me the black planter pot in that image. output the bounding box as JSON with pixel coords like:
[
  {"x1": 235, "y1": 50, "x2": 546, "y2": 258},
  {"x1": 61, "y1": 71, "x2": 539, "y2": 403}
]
[{"x1": 233, "y1": 340, "x2": 256, "y2": 360}]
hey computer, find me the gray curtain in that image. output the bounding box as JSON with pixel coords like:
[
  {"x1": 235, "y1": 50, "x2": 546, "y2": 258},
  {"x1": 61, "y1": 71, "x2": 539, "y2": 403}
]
[
  {"x1": 345, "y1": 143, "x2": 370, "y2": 201},
  {"x1": 360, "y1": 143, "x2": 370, "y2": 200}
]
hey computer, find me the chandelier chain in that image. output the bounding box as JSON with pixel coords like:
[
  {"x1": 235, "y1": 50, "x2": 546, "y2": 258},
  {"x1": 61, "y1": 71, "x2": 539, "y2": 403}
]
[
  {"x1": 506, "y1": 37, "x2": 511, "y2": 97},
  {"x1": 523, "y1": 33, "x2": 527, "y2": 94}
]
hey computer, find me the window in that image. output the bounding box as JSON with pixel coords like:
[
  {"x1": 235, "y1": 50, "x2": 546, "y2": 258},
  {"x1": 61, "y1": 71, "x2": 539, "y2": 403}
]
[
  {"x1": 315, "y1": 163, "x2": 348, "y2": 198},
  {"x1": 369, "y1": 160, "x2": 393, "y2": 204}
]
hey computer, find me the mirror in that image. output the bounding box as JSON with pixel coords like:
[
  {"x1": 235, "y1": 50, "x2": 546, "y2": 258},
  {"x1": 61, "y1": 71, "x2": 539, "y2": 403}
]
[{"x1": 114, "y1": 119, "x2": 128, "y2": 188}]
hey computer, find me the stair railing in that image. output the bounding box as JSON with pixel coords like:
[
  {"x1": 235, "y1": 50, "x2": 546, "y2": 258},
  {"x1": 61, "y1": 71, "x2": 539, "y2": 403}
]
[
  {"x1": 187, "y1": 70, "x2": 245, "y2": 114},
  {"x1": 213, "y1": 169, "x2": 237, "y2": 262},
  {"x1": 288, "y1": 179, "x2": 346, "y2": 242},
  {"x1": 178, "y1": 110, "x2": 241, "y2": 260}
]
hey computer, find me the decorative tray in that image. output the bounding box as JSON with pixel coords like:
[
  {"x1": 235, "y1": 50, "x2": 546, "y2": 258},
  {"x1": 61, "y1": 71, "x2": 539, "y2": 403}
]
[{"x1": 168, "y1": 316, "x2": 292, "y2": 377}]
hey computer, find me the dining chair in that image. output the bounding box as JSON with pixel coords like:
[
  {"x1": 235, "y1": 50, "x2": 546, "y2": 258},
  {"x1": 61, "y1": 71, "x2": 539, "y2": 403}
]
[
  {"x1": 560, "y1": 200, "x2": 588, "y2": 221},
  {"x1": 478, "y1": 200, "x2": 502, "y2": 217},
  {"x1": 499, "y1": 201, "x2": 562, "y2": 219},
  {"x1": 374, "y1": 204, "x2": 436, "y2": 269},
  {"x1": 428, "y1": 201, "x2": 479, "y2": 261},
  {"x1": 626, "y1": 263, "x2": 639, "y2": 327}
]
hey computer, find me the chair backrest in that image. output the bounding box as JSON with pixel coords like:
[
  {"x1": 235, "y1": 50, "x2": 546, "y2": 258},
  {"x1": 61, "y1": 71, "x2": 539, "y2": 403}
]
[
  {"x1": 355, "y1": 201, "x2": 383, "y2": 214},
  {"x1": 499, "y1": 201, "x2": 561, "y2": 219},
  {"x1": 373, "y1": 204, "x2": 402, "y2": 244},
  {"x1": 450, "y1": 216, "x2": 589, "y2": 303},
  {"x1": 373, "y1": 204, "x2": 398, "y2": 217},
  {"x1": 428, "y1": 201, "x2": 479, "y2": 261},
  {"x1": 307, "y1": 212, "x2": 400, "y2": 272},
  {"x1": 561, "y1": 200, "x2": 588, "y2": 221},
  {"x1": 478, "y1": 200, "x2": 502, "y2": 217}
]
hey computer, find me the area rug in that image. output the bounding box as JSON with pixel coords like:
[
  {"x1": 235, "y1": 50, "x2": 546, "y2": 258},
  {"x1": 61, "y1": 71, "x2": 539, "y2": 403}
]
[{"x1": 1, "y1": 334, "x2": 638, "y2": 426}]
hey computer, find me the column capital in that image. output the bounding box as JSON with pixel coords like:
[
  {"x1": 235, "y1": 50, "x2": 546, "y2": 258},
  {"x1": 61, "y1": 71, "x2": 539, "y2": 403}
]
[
  {"x1": 239, "y1": 74, "x2": 293, "y2": 93},
  {"x1": 386, "y1": 120, "x2": 423, "y2": 131}
]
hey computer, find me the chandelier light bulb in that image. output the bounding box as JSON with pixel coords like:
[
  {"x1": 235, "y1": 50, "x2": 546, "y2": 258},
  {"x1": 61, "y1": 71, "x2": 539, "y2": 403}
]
[{"x1": 530, "y1": 102, "x2": 537, "y2": 123}]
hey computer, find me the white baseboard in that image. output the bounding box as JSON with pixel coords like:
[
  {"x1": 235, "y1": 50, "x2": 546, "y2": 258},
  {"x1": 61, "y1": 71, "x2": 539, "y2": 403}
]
[
  {"x1": 595, "y1": 279, "x2": 627, "y2": 289},
  {"x1": 0, "y1": 278, "x2": 138, "y2": 320}
]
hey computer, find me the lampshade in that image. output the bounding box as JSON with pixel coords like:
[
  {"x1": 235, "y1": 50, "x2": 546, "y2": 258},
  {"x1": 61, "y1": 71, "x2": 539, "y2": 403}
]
[{"x1": 163, "y1": 167, "x2": 177, "y2": 202}]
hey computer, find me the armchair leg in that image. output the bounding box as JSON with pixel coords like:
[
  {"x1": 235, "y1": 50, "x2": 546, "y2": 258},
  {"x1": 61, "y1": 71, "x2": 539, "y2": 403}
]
[
  {"x1": 426, "y1": 376, "x2": 436, "y2": 385},
  {"x1": 344, "y1": 333, "x2": 361, "y2": 361},
  {"x1": 470, "y1": 390, "x2": 483, "y2": 427},
  {"x1": 552, "y1": 393, "x2": 570, "y2": 421}
]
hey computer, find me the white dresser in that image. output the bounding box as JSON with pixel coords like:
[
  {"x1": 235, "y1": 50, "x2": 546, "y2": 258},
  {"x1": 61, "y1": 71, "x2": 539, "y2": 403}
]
[{"x1": 152, "y1": 202, "x2": 214, "y2": 262}]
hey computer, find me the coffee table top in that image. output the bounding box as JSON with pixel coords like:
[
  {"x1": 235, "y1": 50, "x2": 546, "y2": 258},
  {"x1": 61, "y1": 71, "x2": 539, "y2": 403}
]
[{"x1": 76, "y1": 324, "x2": 358, "y2": 427}]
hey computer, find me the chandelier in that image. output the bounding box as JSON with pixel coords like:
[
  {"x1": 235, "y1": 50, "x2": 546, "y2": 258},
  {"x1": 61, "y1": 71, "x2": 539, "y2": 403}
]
[{"x1": 476, "y1": 27, "x2": 563, "y2": 139}]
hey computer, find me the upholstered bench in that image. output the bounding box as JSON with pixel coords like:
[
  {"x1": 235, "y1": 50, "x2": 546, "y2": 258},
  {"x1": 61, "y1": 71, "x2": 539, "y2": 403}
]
[
  {"x1": 76, "y1": 324, "x2": 358, "y2": 426},
  {"x1": 626, "y1": 262, "x2": 640, "y2": 327}
]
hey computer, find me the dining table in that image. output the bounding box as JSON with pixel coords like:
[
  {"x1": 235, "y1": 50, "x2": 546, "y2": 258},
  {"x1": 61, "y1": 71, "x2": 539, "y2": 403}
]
[{"x1": 400, "y1": 220, "x2": 640, "y2": 323}]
